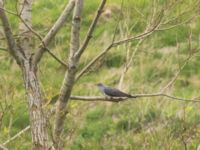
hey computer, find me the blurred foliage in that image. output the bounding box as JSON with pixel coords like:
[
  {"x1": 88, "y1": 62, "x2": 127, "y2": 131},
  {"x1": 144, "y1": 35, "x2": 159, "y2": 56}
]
[{"x1": 1, "y1": 0, "x2": 200, "y2": 149}]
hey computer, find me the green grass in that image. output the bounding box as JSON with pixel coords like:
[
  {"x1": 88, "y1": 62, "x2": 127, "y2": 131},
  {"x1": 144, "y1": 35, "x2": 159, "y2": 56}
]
[{"x1": 1, "y1": 0, "x2": 200, "y2": 149}]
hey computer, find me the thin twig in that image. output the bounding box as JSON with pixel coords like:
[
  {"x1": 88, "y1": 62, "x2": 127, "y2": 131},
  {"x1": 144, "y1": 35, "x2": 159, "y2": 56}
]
[
  {"x1": 0, "y1": 7, "x2": 17, "y2": 16},
  {"x1": 18, "y1": 15, "x2": 43, "y2": 42},
  {"x1": 118, "y1": 3, "x2": 155, "y2": 89},
  {"x1": 160, "y1": 55, "x2": 192, "y2": 93},
  {"x1": 111, "y1": 0, "x2": 124, "y2": 43},
  {"x1": 0, "y1": 1, "x2": 23, "y2": 64},
  {"x1": 75, "y1": 0, "x2": 106, "y2": 58},
  {"x1": 33, "y1": 0, "x2": 75, "y2": 67},
  {"x1": 2, "y1": 126, "x2": 30, "y2": 146},
  {"x1": 161, "y1": 5, "x2": 199, "y2": 26},
  {"x1": 160, "y1": 24, "x2": 199, "y2": 93},
  {"x1": 45, "y1": 47, "x2": 68, "y2": 68},
  {"x1": 1, "y1": 104, "x2": 57, "y2": 146},
  {"x1": 75, "y1": 13, "x2": 163, "y2": 81},
  {"x1": 75, "y1": 44, "x2": 113, "y2": 81},
  {"x1": 18, "y1": 14, "x2": 68, "y2": 68},
  {"x1": 112, "y1": 11, "x2": 163, "y2": 47},
  {"x1": 19, "y1": 0, "x2": 26, "y2": 17},
  {"x1": 0, "y1": 0, "x2": 68, "y2": 67},
  {"x1": 157, "y1": 16, "x2": 195, "y2": 31}
]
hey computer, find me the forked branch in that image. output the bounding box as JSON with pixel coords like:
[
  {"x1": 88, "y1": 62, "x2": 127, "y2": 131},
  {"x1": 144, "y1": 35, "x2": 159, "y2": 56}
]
[
  {"x1": 32, "y1": 0, "x2": 76, "y2": 67},
  {"x1": 0, "y1": 1, "x2": 23, "y2": 64},
  {"x1": 75, "y1": 0, "x2": 106, "y2": 58}
]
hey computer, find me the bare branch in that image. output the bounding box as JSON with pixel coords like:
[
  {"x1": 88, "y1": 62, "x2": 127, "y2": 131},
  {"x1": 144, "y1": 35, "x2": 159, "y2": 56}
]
[
  {"x1": 75, "y1": 16, "x2": 162, "y2": 81},
  {"x1": 1, "y1": 102, "x2": 56, "y2": 146},
  {"x1": 161, "y1": 5, "x2": 199, "y2": 26},
  {"x1": 75, "y1": 44, "x2": 112, "y2": 81},
  {"x1": 160, "y1": 25, "x2": 198, "y2": 93},
  {"x1": 69, "y1": 94, "x2": 200, "y2": 103},
  {"x1": 75, "y1": 0, "x2": 106, "y2": 58},
  {"x1": 53, "y1": 0, "x2": 83, "y2": 147},
  {"x1": 19, "y1": 14, "x2": 43, "y2": 42},
  {"x1": 0, "y1": 1, "x2": 23, "y2": 64},
  {"x1": 112, "y1": 12, "x2": 163, "y2": 47},
  {"x1": 2, "y1": 126, "x2": 30, "y2": 146},
  {"x1": 18, "y1": 0, "x2": 33, "y2": 59},
  {"x1": 0, "y1": 145, "x2": 8, "y2": 150},
  {"x1": 32, "y1": 0, "x2": 75, "y2": 67},
  {"x1": 157, "y1": 16, "x2": 195, "y2": 31},
  {"x1": 160, "y1": 52, "x2": 193, "y2": 93},
  {"x1": 0, "y1": 1, "x2": 68, "y2": 68},
  {"x1": 3, "y1": 89, "x2": 200, "y2": 147},
  {"x1": 118, "y1": 4, "x2": 155, "y2": 89},
  {"x1": 18, "y1": 9, "x2": 68, "y2": 68},
  {"x1": 19, "y1": 16, "x2": 68, "y2": 67},
  {"x1": 111, "y1": 0, "x2": 124, "y2": 44},
  {"x1": 75, "y1": 7, "x2": 165, "y2": 81},
  {"x1": 0, "y1": 7, "x2": 17, "y2": 16},
  {"x1": 45, "y1": 47, "x2": 68, "y2": 68},
  {"x1": 118, "y1": 38, "x2": 143, "y2": 89},
  {"x1": 18, "y1": 0, "x2": 50, "y2": 149}
]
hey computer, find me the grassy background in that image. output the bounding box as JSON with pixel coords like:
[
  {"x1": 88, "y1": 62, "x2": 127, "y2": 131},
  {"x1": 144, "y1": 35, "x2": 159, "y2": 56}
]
[{"x1": 1, "y1": 0, "x2": 200, "y2": 149}]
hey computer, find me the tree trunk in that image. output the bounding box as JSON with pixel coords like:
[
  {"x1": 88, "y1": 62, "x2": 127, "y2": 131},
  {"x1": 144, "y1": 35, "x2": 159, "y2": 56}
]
[
  {"x1": 17, "y1": 0, "x2": 50, "y2": 149},
  {"x1": 21, "y1": 59, "x2": 49, "y2": 150},
  {"x1": 53, "y1": 0, "x2": 83, "y2": 148}
]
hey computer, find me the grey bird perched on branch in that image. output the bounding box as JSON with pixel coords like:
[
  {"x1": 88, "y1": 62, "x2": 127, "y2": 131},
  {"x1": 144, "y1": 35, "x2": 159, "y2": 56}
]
[{"x1": 96, "y1": 83, "x2": 136, "y2": 98}]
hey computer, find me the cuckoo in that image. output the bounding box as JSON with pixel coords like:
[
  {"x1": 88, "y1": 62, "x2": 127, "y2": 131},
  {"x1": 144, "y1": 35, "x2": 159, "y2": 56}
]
[{"x1": 96, "y1": 83, "x2": 136, "y2": 98}]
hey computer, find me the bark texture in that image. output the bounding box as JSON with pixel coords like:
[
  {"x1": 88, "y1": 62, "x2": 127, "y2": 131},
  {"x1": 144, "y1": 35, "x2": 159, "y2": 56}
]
[
  {"x1": 19, "y1": 0, "x2": 49, "y2": 149},
  {"x1": 1, "y1": 0, "x2": 76, "y2": 148},
  {"x1": 22, "y1": 60, "x2": 49, "y2": 150},
  {"x1": 53, "y1": 0, "x2": 83, "y2": 148}
]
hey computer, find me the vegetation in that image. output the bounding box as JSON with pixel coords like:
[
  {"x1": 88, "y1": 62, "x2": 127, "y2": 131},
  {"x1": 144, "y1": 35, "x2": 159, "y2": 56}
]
[{"x1": 1, "y1": 0, "x2": 200, "y2": 149}]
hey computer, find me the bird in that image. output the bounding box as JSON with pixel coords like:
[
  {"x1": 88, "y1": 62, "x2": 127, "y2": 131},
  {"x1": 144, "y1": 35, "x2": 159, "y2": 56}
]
[{"x1": 96, "y1": 83, "x2": 136, "y2": 98}]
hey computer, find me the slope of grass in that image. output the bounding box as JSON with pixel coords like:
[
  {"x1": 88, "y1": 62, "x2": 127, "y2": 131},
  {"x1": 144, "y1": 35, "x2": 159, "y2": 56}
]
[{"x1": 1, "y1": 0, "x2": 200, "y2": 149}]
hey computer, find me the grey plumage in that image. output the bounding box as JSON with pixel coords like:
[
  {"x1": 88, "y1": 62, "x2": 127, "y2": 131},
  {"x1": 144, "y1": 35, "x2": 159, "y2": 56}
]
[{"x1": 96, "y1": 83, "x2": 136, "y2": 98}]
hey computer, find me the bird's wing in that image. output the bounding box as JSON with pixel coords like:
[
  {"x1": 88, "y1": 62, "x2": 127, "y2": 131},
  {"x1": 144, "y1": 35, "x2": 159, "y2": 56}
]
[{"x1": 104, "y1": 87, "x2": 131, "y2": 97}]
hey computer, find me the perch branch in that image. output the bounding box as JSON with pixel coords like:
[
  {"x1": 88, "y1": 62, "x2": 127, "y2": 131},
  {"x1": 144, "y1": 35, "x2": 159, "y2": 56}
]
[
  {"x1": 2, "y1": 90, "x2": 200, "y2": 146},
  {"x1": 70, "y1": 93, "x2": 200, "y2": 102}
]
